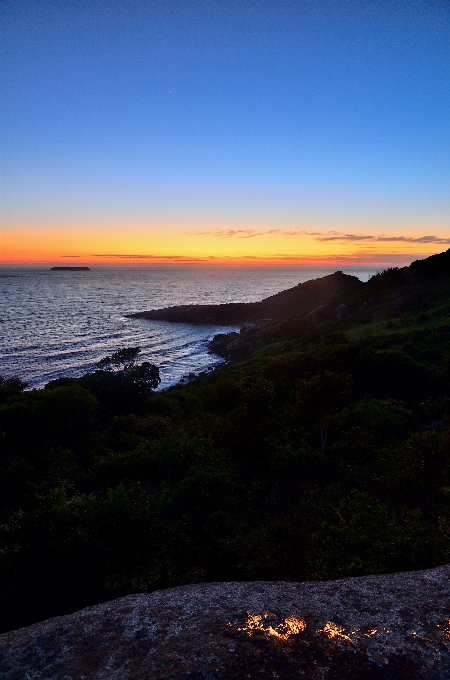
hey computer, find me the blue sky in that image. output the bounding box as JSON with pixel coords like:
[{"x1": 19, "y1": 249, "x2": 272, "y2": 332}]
[{"x1": 1, "y1": 0, "x2": 449, "y2": 262}]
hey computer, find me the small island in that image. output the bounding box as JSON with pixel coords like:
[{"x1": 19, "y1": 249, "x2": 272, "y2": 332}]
[{"x1": 50, "y1": 266, "x2": 90, "y2": 271}]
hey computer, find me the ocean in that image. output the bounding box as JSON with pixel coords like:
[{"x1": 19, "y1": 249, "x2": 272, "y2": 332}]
[{"x1": 0, "y1": 265, "x2": 378, "y2": 389}]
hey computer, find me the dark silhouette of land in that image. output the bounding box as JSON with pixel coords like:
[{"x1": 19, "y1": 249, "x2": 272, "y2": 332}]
[
  {"x1": 0, "y1": 248, "x2": 449, "y2": 659},
  {"x1": 128, "y1": 271, "x2": 361, "y2": 324},
  {"x1": 128, "y1": 249, "x2": 450, "y2": 326}
]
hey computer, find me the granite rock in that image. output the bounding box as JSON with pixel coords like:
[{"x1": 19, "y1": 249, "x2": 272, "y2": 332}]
[{"x1": 1, "y1": 565, "x2": 450, "y2": 679}]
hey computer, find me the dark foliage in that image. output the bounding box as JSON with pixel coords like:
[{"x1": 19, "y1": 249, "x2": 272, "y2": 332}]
[{"x1": 1, "y1": 273, "x2": 450, "y2": 634}]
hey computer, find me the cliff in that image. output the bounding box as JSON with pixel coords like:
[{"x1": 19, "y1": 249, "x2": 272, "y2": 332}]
[{"x1": 1, "y1": 565, "x2": 449, "y2": 679}]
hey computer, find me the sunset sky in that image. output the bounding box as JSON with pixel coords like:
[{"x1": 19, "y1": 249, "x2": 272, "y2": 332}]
[{"x1": 1, "y1": 0, "x2": 449, "y2": 265}]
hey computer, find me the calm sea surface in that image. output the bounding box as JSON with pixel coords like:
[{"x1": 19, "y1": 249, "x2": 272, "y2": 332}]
[{"x1": 0, "y1": 266, "x2": 378, "y2": 389}]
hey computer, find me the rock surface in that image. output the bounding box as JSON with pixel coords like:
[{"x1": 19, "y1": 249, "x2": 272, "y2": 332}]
[{"x1": 1, "y1": 565, "x2": 450, "y2": 679}]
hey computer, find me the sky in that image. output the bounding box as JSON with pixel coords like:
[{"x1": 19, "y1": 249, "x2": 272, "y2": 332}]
[{"x1": 1, "y1": 0, "x2": 449, "y2": 265}]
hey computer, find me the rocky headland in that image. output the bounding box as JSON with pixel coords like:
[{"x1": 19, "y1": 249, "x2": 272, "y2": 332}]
[
  {"x1": 127, "y1": 250, "x2": 450, "y2": 328},
  {"x1": 1, "y1": 565, "x2": 449, "y2": 679},
  {"x1": 127, "y1": 271, "x2": 362, "y2": 326},
  {"x1": 127, "y1": 249, "x2": 450, "y2": 362}
]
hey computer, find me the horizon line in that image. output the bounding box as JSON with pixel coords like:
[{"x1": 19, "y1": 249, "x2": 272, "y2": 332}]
[{"x1": 0, "y1": 251, "x2": 439, "y2": 268}]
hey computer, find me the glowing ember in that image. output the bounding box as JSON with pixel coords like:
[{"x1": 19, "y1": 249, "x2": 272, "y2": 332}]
[
  {"x1": 443, "y1": 619, "x2": 450, "y2": 643},
  {"x1": 228, "y1": 615, "x2": 450, "y2": 651},
  {"x1": 317, "y1": 621, "x2": 355, "y2": 644},
  {"x1": 234, "y1": 612, "x2": 307, "y2": 641}
]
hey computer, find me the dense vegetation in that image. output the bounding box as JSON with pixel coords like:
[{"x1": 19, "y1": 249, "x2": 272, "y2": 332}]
[{"x1": 1, "y1": 258, "x2": 450, "y2": 633}]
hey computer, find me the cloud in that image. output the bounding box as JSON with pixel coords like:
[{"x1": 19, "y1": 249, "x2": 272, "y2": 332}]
[
  {"x1": 316, "y1": 234, "x2": 373, "y2": 242},
  {"x1": 267, "y1": 251, "x2": 427, "y2": 264},
  {"x1": 92, "y1": 254, "x2": 202, "y2": 260},
  {"x1": 192, "y1": 229, "x2": 324, "y2": 238},
  {"x1": 378, "y1": 235, "x2": 450, "y2": 243},
  {"x1": 192, "y1": 229, "x2": 262, "y2": 238},
  {"x1": 61, "y1": 254, "x2": 81, "y2": 257},
  {"x1": 191, "y1": 229, "x2": 450, "y2": 244},
  {"x1": 317, "y1": 234, "x2": 450, "y2": 244}
]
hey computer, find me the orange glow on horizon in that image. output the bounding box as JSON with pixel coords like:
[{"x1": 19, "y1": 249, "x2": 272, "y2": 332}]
[{"x1": 1, "y1": 221, "x2": 448, "y2": 267}]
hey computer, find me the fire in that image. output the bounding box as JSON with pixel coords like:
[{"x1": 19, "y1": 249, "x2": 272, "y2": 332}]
[{"x1": 234, "y1": 612, "x2": 307, "y2": 641}]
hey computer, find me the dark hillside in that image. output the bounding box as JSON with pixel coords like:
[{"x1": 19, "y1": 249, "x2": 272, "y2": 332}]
[
  {"x1": 410, "y1": 247, "x2": 450, "y2": 277},
  {"x1": 128, "y1": 248, "x2": 450, "y2": 327},
  {"x1": 207, "y1": 248, "x2": 450, "y2": 359},
  {"x1": 0, "y1": 249, "x2": 449, "y2": 634},
  {"x1": 128, "y1": 271, "x2": 362, "y2": 324}
]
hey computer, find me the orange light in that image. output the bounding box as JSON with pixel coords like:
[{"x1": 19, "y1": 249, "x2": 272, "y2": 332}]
[
  {"x1": 317, "y1": 621, "x2": 356, "y2": 644},
  {"x1": 234, "y1": 612, "x2": 307, "y2": 641}
]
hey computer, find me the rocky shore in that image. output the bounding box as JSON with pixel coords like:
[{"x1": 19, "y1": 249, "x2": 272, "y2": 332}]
[
  {"x1": 1, "y1": 565, "x2": 449, "y2": 679},
  {"x1": 128, "y1": 271, "x2": 363, "y2": 363},
  {"x1": 128, "y1": 253, "x2": 450, "y2": 364}
]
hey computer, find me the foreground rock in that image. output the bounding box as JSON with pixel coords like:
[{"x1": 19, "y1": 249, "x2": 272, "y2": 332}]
[
  {"x1": 207, "y1": 324, "x2": 264, "y2": 360},
  {"x1": 1, "y1": 566, "x2": 449, "y2": 679}
]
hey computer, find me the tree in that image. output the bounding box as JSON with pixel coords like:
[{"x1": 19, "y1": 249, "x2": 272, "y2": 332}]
[
  {"x1": 120, "y1": 362, "x2": 161, "y2": 394},
  {"x1": 96, "y1": 347, "x2": 142, "y2": 372},
  {"x1": 0, "y1": 375, "x2": 28, "y2": 404},
  {"x1": 32, "y1": 384, "x2": 98, "y2": 441},
  {"x1": 295, "y1": 371, "x2": 353, "y2": 456},
  {"x1": 93, "y1": 348, "x2": 161, "y2": 399}
]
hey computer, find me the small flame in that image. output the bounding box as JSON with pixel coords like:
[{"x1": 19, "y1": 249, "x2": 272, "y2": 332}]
[{"x1": 235, "y1": 612, "x2": 306, "y2": 641}]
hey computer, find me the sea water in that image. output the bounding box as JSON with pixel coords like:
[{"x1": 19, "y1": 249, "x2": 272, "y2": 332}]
[{"x1": 0, "y1": 265, "x2": 378, "y2": 389}]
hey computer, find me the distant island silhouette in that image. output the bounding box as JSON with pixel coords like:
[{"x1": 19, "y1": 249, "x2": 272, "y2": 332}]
[{"x1": 50, "y1": 266, "x2": 90, "y2": 271}]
